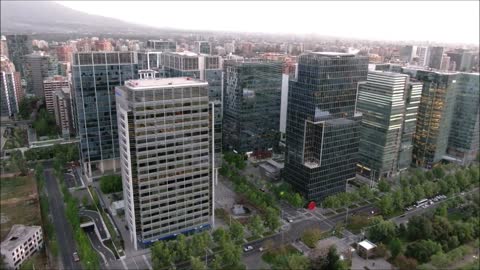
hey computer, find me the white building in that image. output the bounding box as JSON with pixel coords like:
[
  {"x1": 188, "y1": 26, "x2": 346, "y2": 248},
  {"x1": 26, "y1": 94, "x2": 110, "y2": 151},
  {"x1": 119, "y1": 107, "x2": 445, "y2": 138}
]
[{"x1": 0, "y1": 225, "x2": 43, "y2": 270}]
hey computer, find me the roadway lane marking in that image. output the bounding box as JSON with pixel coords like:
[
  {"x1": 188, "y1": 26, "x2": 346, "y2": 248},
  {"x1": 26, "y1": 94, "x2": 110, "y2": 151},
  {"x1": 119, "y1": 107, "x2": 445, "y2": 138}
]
[
  {"x1": 132, "y1": 255, "x2": 140, "y2": 270},
  {"x1": 121, "y1": 258, "x2": 128, "y2": 270},
  {"x1": 143, "y1": 254, "x2": 152, "y2": 270}
]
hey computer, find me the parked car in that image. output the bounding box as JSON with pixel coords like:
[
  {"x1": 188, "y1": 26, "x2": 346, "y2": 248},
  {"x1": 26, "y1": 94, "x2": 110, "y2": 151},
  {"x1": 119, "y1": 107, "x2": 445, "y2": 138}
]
[{"x1": 243, "y1": 246, "x2": 254, "y2": 252}]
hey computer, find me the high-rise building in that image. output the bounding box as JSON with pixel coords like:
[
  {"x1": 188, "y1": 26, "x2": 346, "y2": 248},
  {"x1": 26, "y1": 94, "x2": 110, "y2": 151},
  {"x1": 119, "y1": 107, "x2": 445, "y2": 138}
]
[
  {"x1": 53, "y1": 87, "x2": 75, "y2": 138},
  {"x1": 397, "y1": 81, "x2": 422, "y2": 171},
  {"x1": 146, "y1": 40, "x2": 176, "y2": 52},
  {"x1": 24, "y1": 53, "x2": 57, "y2": 97},
  {"x1": 356, "y1": 71, "x2": 410, "y2": 179},
  {"x1": 72, "y1": 52, "x2": 138, "y2": 177},
  {"x1": 160, "y1": 51, "x2": 224, "y2": 160},
  {"x1": 195, "y1": 41, "x2": 212, "y2": 54},
  {"x1": 43, "y1": 75, "x2": 69, "y2": 113},
  {"x1": 115, "y1": 77, "x2": 212, "y2": 250},
  {"x1": 410, "y1": 69, "x2": 458, "y2": 168},
  {"x1": 447, "y1": 73, "x2": 479, "y2": 165},
  {"x1": 0, "y1": 56, "x2": 23, "y2": 118},
  {"x1": 5, "y1": 35, "x2": 32, "y2": 77},
  {"x1": 399, "y1": 45, "x2": 417, "y2": 63},
  {"x1": 0, "y1": 35, "x2": 8, "y2": 58},
  {"x1": 428, "y1": 46, "x2": 445, "y2": 70},
  {"x1": 416, "y1": 46, "x2": 429, "y2": 66},
  {"x1": 223, "y1": 60, "x2": 282, "y2": 153},
  {"x1": 446, "y1": 50, "x2": 476, "y2": 72},
  {"x1": 283, "y1": 52, "x2": 368, "y2": 202},
  {"x1": 440, "y1": 54, "x2": 450, "y2": 71}
]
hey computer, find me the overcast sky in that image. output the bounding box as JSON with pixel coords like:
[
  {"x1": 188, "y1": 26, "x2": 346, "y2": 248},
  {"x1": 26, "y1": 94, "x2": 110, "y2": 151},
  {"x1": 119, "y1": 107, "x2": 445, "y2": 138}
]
[{"x1": 57, "y1": 1, "x2": 479, "y2": 44}]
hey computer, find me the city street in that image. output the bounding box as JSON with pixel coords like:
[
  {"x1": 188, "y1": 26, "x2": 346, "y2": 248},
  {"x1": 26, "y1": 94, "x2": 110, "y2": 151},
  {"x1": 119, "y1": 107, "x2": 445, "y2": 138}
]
[
  {"x1": 44, "y1": 168, "x2": 82, "y2": 270},
  {"x1": 84, "y1": 225, "x2": 116, "y2": 263},
  {"x1": 80, "y1": 209, "x2": 109, "y2": 240}
]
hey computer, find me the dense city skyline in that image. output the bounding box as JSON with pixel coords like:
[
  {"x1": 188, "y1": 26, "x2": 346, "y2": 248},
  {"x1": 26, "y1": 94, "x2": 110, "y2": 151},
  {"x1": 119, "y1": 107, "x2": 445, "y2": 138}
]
[{"x1": 57, "y1": 1, "x2": 480, "y2": 44}]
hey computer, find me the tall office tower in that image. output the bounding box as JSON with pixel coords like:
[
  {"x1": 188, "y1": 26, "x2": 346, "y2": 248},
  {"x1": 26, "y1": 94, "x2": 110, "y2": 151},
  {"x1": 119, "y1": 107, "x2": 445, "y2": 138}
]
[
  {"x1": 440, "y1": 54, "x2": 450, "y2": 71},
  {"x1": 0, "y1": 56, "x2": 23, "y2": 117},
  {"x1": 72, "y1": 52, "x2": 138, "y2": 178},
  {"x1": 446, "y1": 50, "x2": 476, "y2": 72},
  {"x1": 0, "y1": 36, "x2": 8, "y2": 58},
  {"x1": 399, "y1": 45, "x2": 417, "y2": 63},
  {"x1": 43, "y1": 75, "x2": 69, "y2": 113},
  {"x1": 195, "y1": 41, "x2": 212, "y2": 54},
  {"x1": 24, "y1": 53, "x2": 57, "y2": 97},
  {"x1": 356, "y1": 71, "x2": 408, "y2": 179},
  {"x1": 447, "y1": 73, "x2": 479, "y2": 165},
  {"x1": 5, "y1": 35, "x2": 32, "y2": 77},
  {"x1": 411, "y1": 70, "x2": 458, "y2": 168},
  {"x1": 416, "y1": 46, "x2": 429, "y2": 66},
  {"x1": 283, "y1": 52, "x2": 368, "y2": 202},
  {"x1": 115, "y1": 77, "x2": 212, "y2": 250},
  {"x1": 160, "y1": 51, "x2": 224, "y2": 157},
  {"x1": 428, "y1": 46, "x2": 445, "y2": 70},
  {"x1": 223, "y1": 60, "x2": 282, "y2": 153},
  {"x1": 146, "y1": 40, "x2": 176, "y2": 52},
  {"x1": 397, "y1": 81, "x2": 422, "y2": 170},
  {"x1": 53, "y1": 87, "x2": 75, "y2": 138}
]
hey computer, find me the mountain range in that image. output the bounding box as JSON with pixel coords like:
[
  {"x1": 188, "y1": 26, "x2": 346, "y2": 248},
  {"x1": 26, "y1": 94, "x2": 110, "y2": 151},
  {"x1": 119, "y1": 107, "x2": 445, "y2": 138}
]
[{"x1": 1, "y1": 1, "x2": 162, "y2": 36}]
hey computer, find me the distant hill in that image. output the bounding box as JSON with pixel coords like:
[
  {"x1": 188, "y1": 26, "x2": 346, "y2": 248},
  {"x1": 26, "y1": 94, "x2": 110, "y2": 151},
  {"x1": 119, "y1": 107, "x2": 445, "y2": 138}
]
[{"x1": 1, "y1": 1, "x2": 162, "y2": 35}]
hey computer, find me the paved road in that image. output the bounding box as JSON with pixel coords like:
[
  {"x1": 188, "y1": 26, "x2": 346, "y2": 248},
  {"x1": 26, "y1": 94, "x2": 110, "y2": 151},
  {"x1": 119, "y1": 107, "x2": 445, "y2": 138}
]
[
  {"x1": 44, "y1": 168, "x2": 82, "y2": 270},
  {"x1": 84, "y1": 225, "x2": 116, "y2": 263},
  {"x1": 80, "y1": 210, "x2": 109, "y2": 240}
]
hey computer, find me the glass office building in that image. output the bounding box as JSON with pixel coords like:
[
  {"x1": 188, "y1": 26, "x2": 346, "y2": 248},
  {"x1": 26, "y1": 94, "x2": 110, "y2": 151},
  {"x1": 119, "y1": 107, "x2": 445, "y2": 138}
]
[
  {"x1": 397, "y1": 81, "x2": 422, "y2": 170},
  {"x1": 284, "y1": 52, "x2": 368, "y2": 202},
  {"x1": 72, "y1": 52, "x2": 138, "y2": 177},
  {"x1": 223, "y1": 59, "x2": 283, "y2": 153},
  {"x1": 357, "y1": 71, "x2": 408, "y2": 179},
  {"x1": 115, "y1": 77, "x2": 212, "y2": 249},
  {"x1": 447, "y1": 73, "x2": 479, "y2": 164},
  {"x1": 5, "y1": 34, "x2": 32, "y2": 77},
  {"x1": 411, "y1": 70, "x2": 458, "y2": 168}
]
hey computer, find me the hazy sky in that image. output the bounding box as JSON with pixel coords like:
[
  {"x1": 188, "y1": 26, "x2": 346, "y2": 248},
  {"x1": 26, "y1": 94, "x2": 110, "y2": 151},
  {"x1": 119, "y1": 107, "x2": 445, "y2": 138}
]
[{"x1": 57, "y1": 1, "x2": 479, "y2": 44}]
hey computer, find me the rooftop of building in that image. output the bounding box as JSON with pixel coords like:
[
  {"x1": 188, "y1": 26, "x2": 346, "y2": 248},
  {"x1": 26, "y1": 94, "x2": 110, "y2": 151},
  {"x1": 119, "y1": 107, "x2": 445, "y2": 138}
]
[
  {"x1": 358, "y1": 240, "x2": 377, "y2": 251},
  {"x1": 1, "y1": 225, "x2": 41, "y2": 251},
  {"x1": 44, "y1": 75, "x2": 69, "y2": 83},
  {"x1": 309, "y1": 52, "x2": 357, "y2": 57},
  {"x1": 369, "y1": 70, "x2": 409, "y2": 77},
  {"x1": 123, "y1": 77, "x2": 207, "y2": 90}
]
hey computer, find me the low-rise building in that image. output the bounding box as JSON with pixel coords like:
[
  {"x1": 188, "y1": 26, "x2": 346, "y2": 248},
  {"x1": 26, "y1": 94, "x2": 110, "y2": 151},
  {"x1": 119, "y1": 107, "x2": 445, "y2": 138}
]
[{"x1": 0, "y1": 225, "x2": 43, "y2": 270}]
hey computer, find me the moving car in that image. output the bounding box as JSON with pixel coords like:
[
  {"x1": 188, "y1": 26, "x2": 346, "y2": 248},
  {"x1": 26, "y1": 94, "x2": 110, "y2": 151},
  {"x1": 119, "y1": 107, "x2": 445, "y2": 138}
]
[{"x1": 73, "y1": 252, "x2": 80, "y2": 262}]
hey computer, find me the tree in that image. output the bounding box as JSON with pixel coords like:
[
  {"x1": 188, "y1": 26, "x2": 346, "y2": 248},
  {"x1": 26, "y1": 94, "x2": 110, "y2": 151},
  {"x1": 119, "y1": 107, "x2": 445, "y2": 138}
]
[
  {"x1": 433, "y1": 166, "x2": 445, "y2": 179},
  {"x1": 407, "y1": 215, "x2": 433, "y2": 241},
  {"x1": 219, "y1": 241, "x2": 242, "y2": 268},
  {"x1": 392, "y1": 190, "x2": 405, "y2": 211},
  {"x1": 211, "y1": 255, "x2": 222, "y2": 270},
  {"x1": 290, "y1": 193, "x2": 304, "y2": 207},
  {"x1": 10, "y1": 150, "x2": 28, "y2": 175},
  {"x1": 377, "y1": 195, "x2": 394, "y2": 216},
  {"x1": 378, "y1": 179, "x2": 391, "y2": 192},
  {"x1": 402, "y1": 188, "x2": 415, "y2": 206},
  {"x1": 405, "y1": 240, "x2": 441, "y2": 263},
  {"x1": 190, "y1": 256, "x2": 206, "y2": 270},
  {"x1": 323, "y1": 246, "x2": 347, "y2": 270},
  {"x1": 431, "y1": 216, "x2": 452, "y2": 242},
  {"x1": 453, "y1": 221, "x2": 474, "y2": 244},
  {"x1": 191, "y1": 232, "x2": 211, "y2": 257},
  {"x1": 99, "y1": 175, "x2": 123, "y2": 194},
  {"x1": 413, "y1": 184, "x2": 426, "y2": 201},
  {"x1": 213, "y1": 228, "x2": 230, "y2": 245},
  {"x1": 323, "y1": 195, "x2": 341, "y2": 209},
  {"x1": 430, "y1": 252, "x2": 451, "y2": 268},
  {"x1": 425, "y1": 171, "x2": 434, "y2": 181},
  {"x1": 358, "y1": 185, "x2": 374, "y2": 200},
  {"x1": 301, "y1": 228, "x2": 323, "y2": 248},
  {"x1": 272, "y1": 254, "x2": 311, "y2": 270},
  {"x1": 264, "y1": 207, "x2": 280, "y2": 231},
  {"x1": 151, "y1": 241, "x2": 175, "y2": 268},
  {"x1": 367, "y1": 217, "x2": 396, "y2": 243},
  {"x1": 394, "y1": 255, "x2": 418, "y2": 270},
  {"x1": 389, "y1": 238, "x2": 403, "y2": 258},
  {"x1": 248, "y1": 215, "x2": 265, "y2": 238},
  {"x1": 229, "y1": 221, "x2": 244, "y2": 244}
]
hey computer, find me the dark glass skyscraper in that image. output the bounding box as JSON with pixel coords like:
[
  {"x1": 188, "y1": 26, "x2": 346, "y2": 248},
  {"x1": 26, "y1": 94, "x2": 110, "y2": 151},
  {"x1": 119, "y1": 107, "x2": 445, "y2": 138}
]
[
  {"x1": 284, "y1": 52, "x2": 368, "y2": 202},
  {"x1": 72, "y1": 52, "x2": 138, "y2": 177},
  {"x1": 223, "y1": 60, "x2": 282, "y2": 153},
  {"x1": 447, "y1": 73, "x2": 479, "y2": 165}
]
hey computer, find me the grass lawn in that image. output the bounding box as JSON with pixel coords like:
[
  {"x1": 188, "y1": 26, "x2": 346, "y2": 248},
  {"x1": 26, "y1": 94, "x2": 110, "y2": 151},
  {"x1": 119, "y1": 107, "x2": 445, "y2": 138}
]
[{"x1": 0, "y1": 175, "x2": 41, "y2": 240}]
